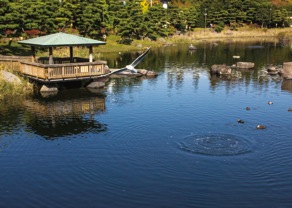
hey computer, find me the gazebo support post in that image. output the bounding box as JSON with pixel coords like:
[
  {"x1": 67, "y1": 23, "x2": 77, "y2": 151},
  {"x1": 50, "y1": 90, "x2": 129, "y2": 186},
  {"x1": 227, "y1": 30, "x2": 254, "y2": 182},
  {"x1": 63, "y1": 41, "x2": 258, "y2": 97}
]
[
  {"x1": 31, "y1": 46, "x2": 36, "y2": 63},
  {"x1": 49, "y1": 47, "x2": 53, "y2": 64},
  {"x1": 70, "y1": 46, "x2": 74, "y2": 63},
  {"x1": 89, "y1": 46, "x2": 93, "y2": 62}
]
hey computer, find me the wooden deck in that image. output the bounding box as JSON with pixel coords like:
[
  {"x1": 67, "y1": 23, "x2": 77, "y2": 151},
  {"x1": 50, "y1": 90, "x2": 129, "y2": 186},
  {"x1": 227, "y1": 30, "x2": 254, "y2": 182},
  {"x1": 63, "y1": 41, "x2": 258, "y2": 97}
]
[{"x1": 0, "y1": 56, "x2": 108, "y2": 83}]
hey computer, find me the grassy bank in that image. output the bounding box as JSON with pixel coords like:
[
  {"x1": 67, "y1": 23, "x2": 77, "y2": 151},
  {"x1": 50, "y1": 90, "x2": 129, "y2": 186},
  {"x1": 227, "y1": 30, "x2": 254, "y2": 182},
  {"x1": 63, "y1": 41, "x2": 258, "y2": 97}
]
[{"x1": 97, "y1": 27, "x2": 292, "y2": 51}]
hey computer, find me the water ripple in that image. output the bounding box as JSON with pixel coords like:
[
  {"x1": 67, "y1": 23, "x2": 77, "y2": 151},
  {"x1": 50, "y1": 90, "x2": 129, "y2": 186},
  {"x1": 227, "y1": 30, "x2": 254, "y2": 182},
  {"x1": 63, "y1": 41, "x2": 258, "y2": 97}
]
[{"x1": 178, "y1": 133, "x2": 253, "y2": 156}]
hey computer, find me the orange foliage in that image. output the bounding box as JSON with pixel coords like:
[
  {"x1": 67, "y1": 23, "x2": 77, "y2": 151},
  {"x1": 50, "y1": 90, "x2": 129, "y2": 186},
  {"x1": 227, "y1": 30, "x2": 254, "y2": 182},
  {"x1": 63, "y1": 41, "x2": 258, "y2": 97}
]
[{"x1": 271, "y1": 0, "x2": 292, "y2": 6}]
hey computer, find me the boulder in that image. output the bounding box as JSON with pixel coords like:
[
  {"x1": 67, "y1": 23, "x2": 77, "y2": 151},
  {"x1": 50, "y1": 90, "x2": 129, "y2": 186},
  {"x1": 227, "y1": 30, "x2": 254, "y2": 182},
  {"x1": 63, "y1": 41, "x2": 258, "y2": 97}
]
[
  {"x1": 87, "y1": 81, "x2": 105, "y2": 89},
  {"x1": 40, "y1": 85, "x2": 58, "y2": 92},
  {"x1": 267, "y1": 66, "x2": 280, "y2": 75},
  {"x1": 280, "y1": 62, "x2": 292, "y2": 79},
  {"x1": 95, "y1": 77, "x2": 109, "y2": 83},
  {"x1": 137, "y1": 69, "x2": 158, "y2": 77},
  {"x1": 137, "y1": 69, "x2": 148, "y2": 76},
  {"x1": 104, "y1": 65, "x2": 110, "y2": 74},
  {"x1": 146, "y1": 70, "x2": 158, "y2": 77},
  {"x1": 210, "y1": 64, "x2": 232, "y2": 76},
  {"x1": 236, "y1": 62, "x2": 255, "y2": 69},
  {"x1": 157, "y1": 37, "x2": 166, "y2": 43},
  {"x1": 0, "y1": 70, "x2": 22, "y2": 85}
]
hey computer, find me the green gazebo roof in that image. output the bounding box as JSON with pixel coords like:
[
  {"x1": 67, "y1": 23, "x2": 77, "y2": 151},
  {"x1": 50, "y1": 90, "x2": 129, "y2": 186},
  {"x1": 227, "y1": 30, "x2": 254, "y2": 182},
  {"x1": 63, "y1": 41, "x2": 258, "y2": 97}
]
[{"x1": 18, "y1": 32, "x2": 106, "y2": 47}]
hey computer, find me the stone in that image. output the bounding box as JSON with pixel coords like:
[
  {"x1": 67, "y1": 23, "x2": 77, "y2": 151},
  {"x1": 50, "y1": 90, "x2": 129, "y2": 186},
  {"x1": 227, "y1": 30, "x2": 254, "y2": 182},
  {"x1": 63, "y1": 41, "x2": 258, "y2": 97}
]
[
  {"x1": 95, "y1": 77, "x2": 109, "y2": 83},
  {"x1": 137, "y1": 69, "x2": 148, "y2": 75},
  {"x1": 281, "y1": 62, "x2": 292, "y2": 79},
  {"x1": 0, "y1": 70, "x2": 22, "y2": 85},
  {"x1": 210, "y1": 64, "x2": 232, "y2": 76},
  {"x1": 144, "y1": 37, "x2": 151, "y2": 42},
  {"x1": 146, "y1": 70, "x2": 158, "y2": 77},
  {"x1": 87, "y1": 81, "x2": 105, "y2": 89},
  {"x1": 236, "y1": 62, "x2": 255, "y2": 69},
  {"x1": 157, "y1": 38, "x2": 166, "y2": 43},
  {"x1": 40, "y1": 85, "x2": 58, "y2": 92},
  {"x1": 104, "y1": 65, "x2": 110, "y2": 74},
  {"x1": 267, "y1": 65, "x2": 280, "y2": 75}
]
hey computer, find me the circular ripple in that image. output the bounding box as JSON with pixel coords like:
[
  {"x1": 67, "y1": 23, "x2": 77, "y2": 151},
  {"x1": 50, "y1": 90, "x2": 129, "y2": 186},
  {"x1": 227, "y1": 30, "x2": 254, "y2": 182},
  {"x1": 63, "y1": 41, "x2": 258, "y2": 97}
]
[{"x1": 178, "y1": 134, "x2": 252, "y2": 156}]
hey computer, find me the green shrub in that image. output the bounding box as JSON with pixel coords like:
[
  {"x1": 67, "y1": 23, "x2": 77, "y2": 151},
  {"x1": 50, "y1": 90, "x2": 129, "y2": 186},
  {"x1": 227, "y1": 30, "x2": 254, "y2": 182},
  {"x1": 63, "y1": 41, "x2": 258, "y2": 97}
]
[
  {"x1": 148, "y1": 34, "x2": 157, "y2": 41},
  {"x1": 118, "y1": 37, "x2": 133, "y2": 45},
  {"x1": 215, "y1": 25, "x2": 223, "y2": 33}
]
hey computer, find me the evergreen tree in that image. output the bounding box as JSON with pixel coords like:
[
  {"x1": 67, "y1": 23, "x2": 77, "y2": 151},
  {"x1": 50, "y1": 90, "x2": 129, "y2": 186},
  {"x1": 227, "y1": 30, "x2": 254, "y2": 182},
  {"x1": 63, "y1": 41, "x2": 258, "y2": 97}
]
[
  {"x1": 0, "y1": 0, "x2": 21, "y2": 37},
  {"x1": 75, "y1": 0, "x2": 108, "y2": 38}
]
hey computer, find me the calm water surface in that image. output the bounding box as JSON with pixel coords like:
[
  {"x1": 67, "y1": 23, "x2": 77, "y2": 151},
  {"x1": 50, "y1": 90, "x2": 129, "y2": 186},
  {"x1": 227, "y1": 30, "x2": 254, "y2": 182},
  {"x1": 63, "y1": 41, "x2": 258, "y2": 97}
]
[{"x1": 1, "y1": 40, "x2": 292, "y2": 208}]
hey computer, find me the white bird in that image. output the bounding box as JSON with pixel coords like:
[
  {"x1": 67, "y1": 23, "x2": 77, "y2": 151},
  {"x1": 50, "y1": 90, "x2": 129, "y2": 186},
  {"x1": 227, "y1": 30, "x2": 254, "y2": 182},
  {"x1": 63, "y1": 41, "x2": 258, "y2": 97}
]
[{"x1": 111, "y1": 47, "x2": 150, "y2": 74}]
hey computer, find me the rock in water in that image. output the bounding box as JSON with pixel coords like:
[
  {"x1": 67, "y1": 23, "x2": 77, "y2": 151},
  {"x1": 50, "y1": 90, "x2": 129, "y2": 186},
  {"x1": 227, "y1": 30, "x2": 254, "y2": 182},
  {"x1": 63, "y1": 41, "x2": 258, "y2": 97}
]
[
  {"x1": 281, "y1": 62, "x2": 292, "y2": 79},
  {"x1": 146, "y1": 70, "x2": 158, "y2": 77},
  {"x1": 87, "y1": 81, "x2": 105, "y2": 89},
  {"x1": 137, "y1": 69, "x2": 148, "y2": 75},
  {"x1": 236, "y1": 62, "x2": 255, "y2": 69},
  {"x1": 40, "y1": 85, "x2": 58, "y2": 92},
  {"x1": 210, "y1": 64, "x2": 232, "y2": 76}
]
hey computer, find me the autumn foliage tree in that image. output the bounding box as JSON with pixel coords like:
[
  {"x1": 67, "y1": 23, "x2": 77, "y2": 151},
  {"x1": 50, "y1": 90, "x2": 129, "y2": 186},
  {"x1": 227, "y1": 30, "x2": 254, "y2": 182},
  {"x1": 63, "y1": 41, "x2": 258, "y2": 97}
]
[{"x1": 0, "y1": 0, "x2": 291, "y2": 41}]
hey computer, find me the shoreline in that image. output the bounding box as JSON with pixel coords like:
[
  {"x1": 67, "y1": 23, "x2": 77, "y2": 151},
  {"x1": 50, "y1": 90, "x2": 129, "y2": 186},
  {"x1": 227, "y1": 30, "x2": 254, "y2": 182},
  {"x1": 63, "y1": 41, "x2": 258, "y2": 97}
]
[
  {"x1": 95, "y1": 27, "x2": 291, "y2": 53},
  {"x1": 1, "y1": 27, "x2": 291, "y2": 56}
]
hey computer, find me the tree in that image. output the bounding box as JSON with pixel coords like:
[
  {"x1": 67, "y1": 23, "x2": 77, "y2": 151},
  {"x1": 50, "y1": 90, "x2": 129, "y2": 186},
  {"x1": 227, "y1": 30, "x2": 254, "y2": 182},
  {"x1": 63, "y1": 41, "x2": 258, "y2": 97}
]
[
  {"x1": 146, "y1": 4, "x2": 171, "y2": 38},
  {"x1": 0, "y1": 0, "x2": 21, "y2": 37},
  {"x1": 75, "y1": 0, "x2": 108, "y2": 38}
]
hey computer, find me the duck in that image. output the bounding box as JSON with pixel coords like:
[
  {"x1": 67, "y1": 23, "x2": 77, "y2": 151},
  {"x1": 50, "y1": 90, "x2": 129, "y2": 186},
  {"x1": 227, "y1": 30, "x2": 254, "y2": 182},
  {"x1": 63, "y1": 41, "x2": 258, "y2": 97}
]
[
  {"x1": 268, "y1": 101, "x2": 273, "y2": 105},
  {"x1": 288, "y1": 108, "x2": 292, "y2": 112},
  {"x1": 246, "y1": 107, "x2": 251, "y2": 110},
  {"x1": 256, "y1": 125, "x2": 266, "y2": 129},
  {"x1": 237, "y1": 119, "x2": 245, "y2": 124}
]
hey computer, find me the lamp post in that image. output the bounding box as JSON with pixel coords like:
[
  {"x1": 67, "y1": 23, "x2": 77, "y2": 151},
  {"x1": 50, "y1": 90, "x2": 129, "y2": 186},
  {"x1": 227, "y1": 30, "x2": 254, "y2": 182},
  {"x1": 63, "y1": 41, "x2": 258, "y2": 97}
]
[{"x1": 204, "y1": 9, "x2": 207, "y2": 33}]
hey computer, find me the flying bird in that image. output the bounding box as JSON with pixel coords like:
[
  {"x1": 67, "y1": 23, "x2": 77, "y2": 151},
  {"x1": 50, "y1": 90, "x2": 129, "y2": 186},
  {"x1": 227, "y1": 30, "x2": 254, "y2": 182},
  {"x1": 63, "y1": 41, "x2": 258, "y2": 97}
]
[{"x1": 110, "y1": 47, "x2": 150, "y2": 75}]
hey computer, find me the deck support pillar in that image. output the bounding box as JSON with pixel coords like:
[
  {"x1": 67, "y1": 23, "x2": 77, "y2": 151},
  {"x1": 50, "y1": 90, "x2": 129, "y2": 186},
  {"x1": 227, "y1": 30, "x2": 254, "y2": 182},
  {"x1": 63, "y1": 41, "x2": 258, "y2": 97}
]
[{"x1": 31, "y1": 46, "x2": 36, "y2": 63}]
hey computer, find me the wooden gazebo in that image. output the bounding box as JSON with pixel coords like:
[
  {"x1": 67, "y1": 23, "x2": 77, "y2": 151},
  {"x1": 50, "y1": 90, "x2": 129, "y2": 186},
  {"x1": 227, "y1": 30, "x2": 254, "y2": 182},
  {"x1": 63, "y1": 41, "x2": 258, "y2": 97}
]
[{"x1": 18, "y1": 32, "x2": 107, "y2": 82}]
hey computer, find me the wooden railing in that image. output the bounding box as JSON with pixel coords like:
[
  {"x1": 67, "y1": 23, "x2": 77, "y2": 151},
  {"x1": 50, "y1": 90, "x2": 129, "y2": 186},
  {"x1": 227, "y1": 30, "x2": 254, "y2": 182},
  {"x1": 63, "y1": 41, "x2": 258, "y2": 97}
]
[
  {"x1": 19, "y1": 60, "x2": 107, "y2": 81},
  {"x1": 0, "y1": 55, "x2": 32, "y2": 71}
]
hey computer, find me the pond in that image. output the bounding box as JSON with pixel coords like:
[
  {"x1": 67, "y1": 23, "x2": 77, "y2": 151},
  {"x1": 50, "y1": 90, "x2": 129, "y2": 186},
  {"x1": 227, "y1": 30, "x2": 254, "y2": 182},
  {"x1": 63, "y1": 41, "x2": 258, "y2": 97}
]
[{"x1": 1, "y1": 39, "x2": 292, "y2": 208}]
